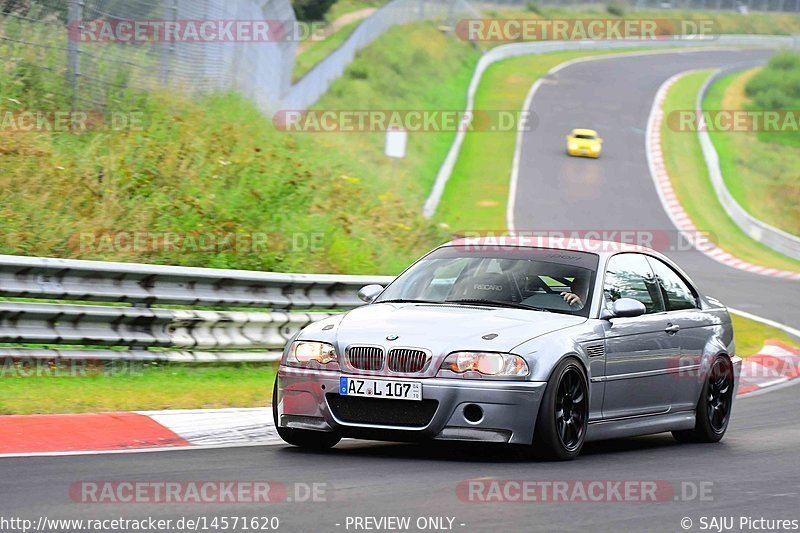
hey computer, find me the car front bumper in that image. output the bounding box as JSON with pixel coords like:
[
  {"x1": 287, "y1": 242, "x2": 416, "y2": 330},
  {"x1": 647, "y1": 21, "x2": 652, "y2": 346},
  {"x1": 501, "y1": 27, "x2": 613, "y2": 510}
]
[
  {"x1": 276, "y1": 366, "x2": 547, "y2": 445},
  {"x1": 568, "y1": 146, "x2": 601, "y2": 158}
]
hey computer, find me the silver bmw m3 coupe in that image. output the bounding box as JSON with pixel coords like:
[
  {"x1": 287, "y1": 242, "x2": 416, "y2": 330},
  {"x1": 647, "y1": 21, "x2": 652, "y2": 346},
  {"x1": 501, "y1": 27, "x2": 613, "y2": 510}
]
[{"x1": 273, "y1": 236, "x2": 739, "y2": 460}]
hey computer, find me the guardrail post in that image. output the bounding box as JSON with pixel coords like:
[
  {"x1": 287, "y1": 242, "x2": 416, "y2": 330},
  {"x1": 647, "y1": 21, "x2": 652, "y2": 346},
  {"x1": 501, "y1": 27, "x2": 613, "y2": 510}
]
[
  {"x1": 131, "y1": 302, "x2": 150, "y2": 352},
  {"x1": 67, "y1": 0, "x2": 84, "y2": 111}
]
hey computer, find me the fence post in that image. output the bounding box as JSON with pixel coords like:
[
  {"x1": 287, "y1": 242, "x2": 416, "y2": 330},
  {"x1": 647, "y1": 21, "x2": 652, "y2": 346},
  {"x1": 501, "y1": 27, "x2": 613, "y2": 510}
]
[
  {"x1": 159, "y1": 0, "x2": 179, "y2": 85},
  {"x1": 66, "y1": 0, "x2": 84, "y2": 111}
]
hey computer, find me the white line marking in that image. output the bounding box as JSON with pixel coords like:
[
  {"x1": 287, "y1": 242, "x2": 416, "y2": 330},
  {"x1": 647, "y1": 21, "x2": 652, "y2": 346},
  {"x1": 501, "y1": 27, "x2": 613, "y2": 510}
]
[
  {"x1": 729, "y1": 308, "x2": 800, "y2": 339},
  {"x1": 0, "y1": 440, "x2": 284, "y2": 459}
]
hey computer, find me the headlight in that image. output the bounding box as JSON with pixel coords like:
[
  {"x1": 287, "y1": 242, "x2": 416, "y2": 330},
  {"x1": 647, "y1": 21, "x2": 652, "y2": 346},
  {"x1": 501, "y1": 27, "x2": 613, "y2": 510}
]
[
  {"x1": 568, "y1": 142, "x2": 579, "y2": 151},
  {"x1": 287, "y1": 341, "x2": 337, "y2": 366},
  {"x1": 439, "y1": 352, "x2": 529, "y2": 377}
]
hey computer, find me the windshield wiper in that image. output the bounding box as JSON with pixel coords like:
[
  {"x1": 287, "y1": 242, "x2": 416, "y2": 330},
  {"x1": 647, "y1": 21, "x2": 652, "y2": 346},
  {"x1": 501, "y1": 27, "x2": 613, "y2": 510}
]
[{"x1": 444, "y1": 299, "x2": 550, "y2": 312}]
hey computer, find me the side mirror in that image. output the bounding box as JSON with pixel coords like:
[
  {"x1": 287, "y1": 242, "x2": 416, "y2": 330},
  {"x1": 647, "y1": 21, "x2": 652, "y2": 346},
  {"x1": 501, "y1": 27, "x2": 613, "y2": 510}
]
[
  {"x1": 601, "y1": 298, "x2": 646, "y2": 320},
  {"x1": 357, "y1": 284, "x2": 384, "y2": 304}
]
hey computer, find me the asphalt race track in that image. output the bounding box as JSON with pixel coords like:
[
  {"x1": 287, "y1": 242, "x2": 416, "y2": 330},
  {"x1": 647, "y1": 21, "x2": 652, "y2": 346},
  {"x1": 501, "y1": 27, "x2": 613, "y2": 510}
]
[
  {"x1": 512, "y1": 48, "x2": 800, "y2": 328},
  {"x1": 3, "y1": 49, "x2": 799, "y2": 533}
]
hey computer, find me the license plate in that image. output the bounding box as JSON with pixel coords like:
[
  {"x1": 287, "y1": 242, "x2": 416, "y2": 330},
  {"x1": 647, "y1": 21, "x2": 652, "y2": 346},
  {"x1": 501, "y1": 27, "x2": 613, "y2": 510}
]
[{"x1": 339, "y1": 377, "x2": 422, "y2": 401}]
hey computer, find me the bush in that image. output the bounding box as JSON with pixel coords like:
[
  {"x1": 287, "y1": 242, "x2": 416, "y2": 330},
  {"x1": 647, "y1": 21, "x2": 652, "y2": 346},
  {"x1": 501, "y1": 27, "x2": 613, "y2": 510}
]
[
  {"x1": 525, "y1": 1, "x2": 542, "y2": 14},
  {"x1": 292, "y1": 0, "x2": 336, "y2": 22},
  {"x1": 751, "y1": 86, "x2": 793, "y2": 109},
  {"x1": 606, "y1": 0, "x2": 626, "y2": 16},
  {"x1": 745, "y1": 52, "x2": 800, "y2": 109},
  {"x1": 743, "y1": 51, "x2": 800, "y2": 147},
  {"x1": 767, "y1": 51, "x2": 800, "y2": 71}
]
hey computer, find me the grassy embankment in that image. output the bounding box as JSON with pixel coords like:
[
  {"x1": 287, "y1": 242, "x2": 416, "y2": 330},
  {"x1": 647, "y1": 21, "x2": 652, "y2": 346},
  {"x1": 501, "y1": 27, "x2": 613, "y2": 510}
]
[
  {"x1": 0, "y1": 21, "x2": 474, "y2": 274},
  {"x1": 706, "y1": 53, "x2": 800, "y2": 237},
  {"x1": 660, "y1": 70, "x2": 800, "y2": 272}
]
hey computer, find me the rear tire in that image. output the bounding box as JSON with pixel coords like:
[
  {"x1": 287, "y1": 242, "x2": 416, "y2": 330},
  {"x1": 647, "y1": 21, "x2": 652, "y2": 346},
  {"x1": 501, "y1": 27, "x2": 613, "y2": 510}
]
[
  {"x1": 672, "y1": 355, "x2": 734, "y2": 444},
  {"x1": 529, "y1": 358, "x2": 589, "y2": 461},
  {"x1": 272, "y1": 380, "x2": 341, "y2": 450}
]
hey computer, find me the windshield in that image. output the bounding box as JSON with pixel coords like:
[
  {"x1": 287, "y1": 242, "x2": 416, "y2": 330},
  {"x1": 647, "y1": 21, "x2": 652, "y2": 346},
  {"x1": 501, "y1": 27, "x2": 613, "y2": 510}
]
[
  {"x1": 377, "y1": 246, "x2": 599, "y2": 317},
  {"x1": 574, "y1": 134, "x2": 597, "y2": 140}
]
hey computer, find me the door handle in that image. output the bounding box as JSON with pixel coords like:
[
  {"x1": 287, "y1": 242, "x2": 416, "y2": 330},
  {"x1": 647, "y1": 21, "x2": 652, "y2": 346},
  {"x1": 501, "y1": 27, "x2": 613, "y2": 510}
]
[{"x1": 665, "y1": 324, "x2": 680, "y2": 334}]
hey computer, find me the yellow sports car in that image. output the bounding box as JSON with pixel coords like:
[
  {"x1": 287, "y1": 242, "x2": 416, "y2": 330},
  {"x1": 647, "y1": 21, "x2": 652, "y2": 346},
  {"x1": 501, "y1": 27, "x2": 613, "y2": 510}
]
[{"x1": 566, "y1": 129, "x2": 603, "y2": 158}]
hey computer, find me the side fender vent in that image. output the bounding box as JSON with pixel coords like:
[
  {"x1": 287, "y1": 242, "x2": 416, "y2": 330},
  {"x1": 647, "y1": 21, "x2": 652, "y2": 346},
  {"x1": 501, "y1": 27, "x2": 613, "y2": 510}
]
[{"x1": 585, "y1": 344, "x2": 605, "y2": 358}]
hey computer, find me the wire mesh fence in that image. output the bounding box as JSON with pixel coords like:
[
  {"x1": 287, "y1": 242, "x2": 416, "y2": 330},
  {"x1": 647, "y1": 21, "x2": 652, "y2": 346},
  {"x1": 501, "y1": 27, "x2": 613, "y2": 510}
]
[
  {"x1": 0, "y1": 0, "x2": 479, "y2": 114},
  {"x1": 1, "y1": 0, "x2": 300, "y2": 113}
]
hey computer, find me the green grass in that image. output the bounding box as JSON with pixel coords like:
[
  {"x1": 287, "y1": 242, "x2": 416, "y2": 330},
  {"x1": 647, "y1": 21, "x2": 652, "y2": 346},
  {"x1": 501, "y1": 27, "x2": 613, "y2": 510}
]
[
  {"x1": 315, "y1": 24, "x2": 480, "y2": 217},
  {"x1": 326, "y1": 0, "x2": 388, "y2": 24},
  {"x1": 705, "y1": 61, "x2": 800, "y2": 237},
  {"x1": 731, "y1": 313, "x2": 799, "y2": 358},
  {"x1": 0, "y1": 21, "x2": 477, "y2": 276},
  {"x1": 0, "y1": 363, "x2": 277, "y2": 415},
  {"x1": 294, "y1": 20, "x2": 361, "y2": 82},
  {"x1": 660, "y1": 71, "x2": 800, "y2": 272}
]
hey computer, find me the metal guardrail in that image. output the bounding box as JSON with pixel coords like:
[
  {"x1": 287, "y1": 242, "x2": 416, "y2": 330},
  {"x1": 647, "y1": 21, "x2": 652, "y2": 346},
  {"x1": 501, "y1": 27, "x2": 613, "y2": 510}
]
[
  {"x1": 423, "y1": 34, "x2": 798, "y2": 218},
  {"x1": 0, "y1": 255, "x2": 391, "y2": 363},
  {"x1": 696, "y1": 67, "x2": 800, "y2": 261}
]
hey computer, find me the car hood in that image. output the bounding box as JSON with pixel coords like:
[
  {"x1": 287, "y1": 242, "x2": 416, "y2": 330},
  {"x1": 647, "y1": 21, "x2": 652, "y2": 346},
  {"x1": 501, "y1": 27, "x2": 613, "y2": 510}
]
[{"x1": 328, "y1": 302, "x2": 586, "y2": 358}]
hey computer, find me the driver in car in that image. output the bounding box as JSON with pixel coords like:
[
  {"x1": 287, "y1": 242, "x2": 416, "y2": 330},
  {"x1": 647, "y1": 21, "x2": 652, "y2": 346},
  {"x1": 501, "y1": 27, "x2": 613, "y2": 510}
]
[{"x1": 561, "y1": 276, "x2": 589, "y2": 308}]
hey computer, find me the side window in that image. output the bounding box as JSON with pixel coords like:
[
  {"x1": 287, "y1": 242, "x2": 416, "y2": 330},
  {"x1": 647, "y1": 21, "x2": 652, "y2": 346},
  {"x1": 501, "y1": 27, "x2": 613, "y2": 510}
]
[
  {"x1": 647, "y1": 257, "x2": 698, "y2": 311},
  {"x1": 603, "y1": 254, "x2": 664, "y2": 314}
]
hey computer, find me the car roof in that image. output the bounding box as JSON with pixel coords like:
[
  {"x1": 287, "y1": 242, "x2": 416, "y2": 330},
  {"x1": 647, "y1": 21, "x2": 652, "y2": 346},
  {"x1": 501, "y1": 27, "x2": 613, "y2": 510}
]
[
  {"x1": 571, "y1": 128, "x2": 598, "y2": 136},
  {"x1": 444, "y1": 235, "x2": 658, "y2": 259}
]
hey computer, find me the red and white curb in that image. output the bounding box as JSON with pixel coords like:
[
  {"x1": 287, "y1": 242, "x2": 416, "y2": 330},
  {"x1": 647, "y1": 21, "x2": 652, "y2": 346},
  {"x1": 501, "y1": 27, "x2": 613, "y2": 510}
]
[
  {"x1": 0, "y1": 407, "x2": 279, "y2": 457},
  {"x1": 738, "y1": 340, "x2": 800, "y2": 396},
  {"x1": 646, "y1": 71, "x2": 800, "y2": 281}
]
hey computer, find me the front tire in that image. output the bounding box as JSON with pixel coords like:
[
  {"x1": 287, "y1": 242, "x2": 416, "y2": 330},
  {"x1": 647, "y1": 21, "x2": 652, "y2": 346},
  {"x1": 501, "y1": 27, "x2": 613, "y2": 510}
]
[
  {"x1": 272, "y1": 380, "x2": 341, "y2": 450},
  {"x1": 530, "y1": 358, "x2": 589, "y2": 460},
  {"x1": 673, "y1": 355, "x2": 734, "y2": 443}
]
